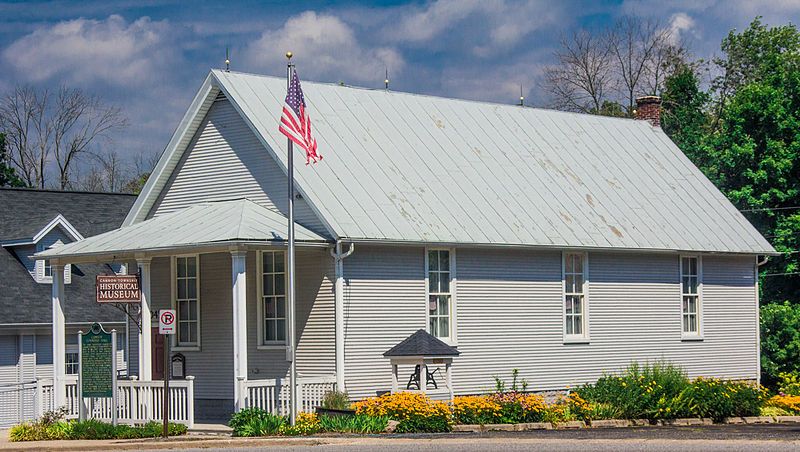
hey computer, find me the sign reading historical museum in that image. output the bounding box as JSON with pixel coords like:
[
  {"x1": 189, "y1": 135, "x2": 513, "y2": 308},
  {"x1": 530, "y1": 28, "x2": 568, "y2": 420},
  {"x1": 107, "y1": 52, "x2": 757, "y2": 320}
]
[
  {"x1": 80, "y1": 323, "x2": 115, "y2": 398},
  {"x1": 96, "y1": 275, "x2": 140, "y2": 303}
]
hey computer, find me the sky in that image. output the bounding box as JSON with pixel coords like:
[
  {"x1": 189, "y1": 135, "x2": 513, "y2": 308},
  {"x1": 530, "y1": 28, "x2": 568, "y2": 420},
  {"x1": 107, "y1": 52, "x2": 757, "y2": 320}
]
[{"x1": 0, "y1": 0, "x2": 798, "y2": 166}]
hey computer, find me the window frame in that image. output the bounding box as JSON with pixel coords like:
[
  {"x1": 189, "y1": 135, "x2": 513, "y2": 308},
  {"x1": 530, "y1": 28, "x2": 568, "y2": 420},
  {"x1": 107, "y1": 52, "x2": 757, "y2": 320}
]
[
  {"x1": 257, "y1": 250, "x2": 289, "y2": 349},
  {"x1": 562, "y1": 251, "x2": 590, "y2": 343},
  {"x1": 34, "y1": 243, "x2": 70, "y2": 284},
  {"x1": 680, "y1": 255, "x2": 704, "y2": 340},
  {"x1": 65, "y1": 344, "x2": 79, "y2": 375},
  {"x1": 424, "y1": 248, "x2": 457, "y2": 344},
  {"x1": 171, "y1": 254, "x2": 201, "y2": 351}
]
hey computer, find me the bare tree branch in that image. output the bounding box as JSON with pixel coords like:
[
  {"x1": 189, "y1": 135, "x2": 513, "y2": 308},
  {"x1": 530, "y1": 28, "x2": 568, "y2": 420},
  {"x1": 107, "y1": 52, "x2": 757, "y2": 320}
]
[{"x1": 0, "y1": 85, "x2": 127, "y2": 189}]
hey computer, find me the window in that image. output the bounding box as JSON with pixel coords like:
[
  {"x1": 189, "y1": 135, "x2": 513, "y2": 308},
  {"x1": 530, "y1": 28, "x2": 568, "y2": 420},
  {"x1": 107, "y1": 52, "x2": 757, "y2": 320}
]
[
  {"x1": 681, "y1": 256, "x2": 701, "y2": 336},
  {"x1": 174, "y1": 256, "x2": 200, "y2": 348},
  {"x1": 564, "y1": 253, "x2": 588, "y2": 339},
  {"x1": 260, "y1": 251, "x2": 286, "y2": 344},
  {"x1": 427, "y1": 249, "x2": 453, "y2": 340},
  {"x1": 65, "y1": 351, "x2": 79, "y2": 375},
  {"x1": 43, "y1": 260, "x2": 52, "y2": 278}
]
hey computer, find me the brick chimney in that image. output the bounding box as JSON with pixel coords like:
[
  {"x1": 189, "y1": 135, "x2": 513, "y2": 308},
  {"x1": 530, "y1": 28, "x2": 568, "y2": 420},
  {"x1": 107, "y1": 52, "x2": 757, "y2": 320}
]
[{"x1": 635, "y1": 96, "x2": 662, "y2": 127}]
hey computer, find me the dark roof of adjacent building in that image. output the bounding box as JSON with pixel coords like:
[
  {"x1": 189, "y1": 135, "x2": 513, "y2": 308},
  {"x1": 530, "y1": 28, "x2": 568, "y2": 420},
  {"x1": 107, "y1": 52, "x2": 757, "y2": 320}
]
[
  {"x1": 384, "y1": 329, "x2": 461, "y2": 357},
  {"x1": 0, "y1": 188, "x2": 136, "y2": 241},
  {"x1": 0, "y1": 188, "x2": 137, "y2": 325}
]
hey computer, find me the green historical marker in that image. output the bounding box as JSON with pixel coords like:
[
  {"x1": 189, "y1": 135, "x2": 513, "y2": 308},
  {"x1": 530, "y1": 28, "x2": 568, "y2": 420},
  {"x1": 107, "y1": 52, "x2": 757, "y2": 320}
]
[{"x1": 79, "y1": 323, "x2": 117, "y2": 424}]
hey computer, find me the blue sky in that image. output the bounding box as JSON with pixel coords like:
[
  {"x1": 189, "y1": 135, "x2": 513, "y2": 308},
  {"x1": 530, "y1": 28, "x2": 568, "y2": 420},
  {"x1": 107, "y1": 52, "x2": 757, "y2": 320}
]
[{"x1": 0, "y1": 0, "x2": 798, "y2": 165}]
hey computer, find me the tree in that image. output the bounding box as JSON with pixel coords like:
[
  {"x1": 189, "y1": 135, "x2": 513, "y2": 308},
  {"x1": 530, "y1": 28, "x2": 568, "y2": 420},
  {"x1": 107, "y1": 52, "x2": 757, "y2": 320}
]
[
  {"x1": 0, "y1": 133, "x2": 25, "y2": 187},
  {"x1": 703, "y1": 19, "x2": 800, "y2": 304},
  {"x1": 608, "y1": 16, "x2": 673, "y2": 114},
  {"x1": 0, "y1": 85, "x2": 128, "y2": 189},
  {"x1": 660, "y1": 64, "x2": 710, "y2": 165},
  {"x1": 761, "y1": 302, "x2": 800, "y2": 387},
  {"x1": 543, "y1": 30, "x2": 615, "y2": 114},
  {"x1": 542, "y1": 16, "x2": 680, "y2": 117}
]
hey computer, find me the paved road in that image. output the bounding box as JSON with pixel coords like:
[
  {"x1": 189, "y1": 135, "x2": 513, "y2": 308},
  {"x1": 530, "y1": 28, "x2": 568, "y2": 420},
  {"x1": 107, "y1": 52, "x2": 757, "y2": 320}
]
[{"x1": 137, "y1": 424, "x2": 800, "y2": 452}]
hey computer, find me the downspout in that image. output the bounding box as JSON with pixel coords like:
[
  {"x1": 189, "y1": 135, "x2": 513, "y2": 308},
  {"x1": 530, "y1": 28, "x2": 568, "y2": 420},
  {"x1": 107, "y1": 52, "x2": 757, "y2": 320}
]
[
  {"x1": 755, "y1": 255, "x2": 769, "y2": 385},
  {"x1": 330, "y1": 240, "x2": 354, "y2": 392}
]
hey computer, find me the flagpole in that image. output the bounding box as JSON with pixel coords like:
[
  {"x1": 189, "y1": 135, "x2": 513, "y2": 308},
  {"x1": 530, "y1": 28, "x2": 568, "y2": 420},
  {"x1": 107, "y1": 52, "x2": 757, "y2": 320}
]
[{"x1": 286, "y1": 51, "x2": 297, "y2": 426}]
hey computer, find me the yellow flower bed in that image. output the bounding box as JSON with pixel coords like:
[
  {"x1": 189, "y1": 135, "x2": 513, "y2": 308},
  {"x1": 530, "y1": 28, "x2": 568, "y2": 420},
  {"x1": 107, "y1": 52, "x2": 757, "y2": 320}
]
[
  {"x1": 351, "y1": 392, "x2": 450, "y2": 421},
  {"x1": 767, "y1": 394, "x2": 800, "y2": 414}
]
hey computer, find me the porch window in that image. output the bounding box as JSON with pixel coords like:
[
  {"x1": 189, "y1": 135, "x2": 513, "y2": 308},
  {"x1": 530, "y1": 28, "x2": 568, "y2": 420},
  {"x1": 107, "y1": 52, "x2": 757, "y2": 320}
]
[
  {"x1": 65, "y1": 351, "x2": 79, "y2": 375},
  {"x1": 564, "y1": 252, "x2": 588, "y2": 340},
  {"x1": 260, "y1": 251, "x2": 286, "y2": 344},
  {"x1": 174, "y1": 256, "x2": 200, "y2": 347},
  {"x1": 427, "y1": 249, "x2": 453, "y2": 340},
  {"x1": 681, "y1": 256, "x2": 701, "y2": 337}
]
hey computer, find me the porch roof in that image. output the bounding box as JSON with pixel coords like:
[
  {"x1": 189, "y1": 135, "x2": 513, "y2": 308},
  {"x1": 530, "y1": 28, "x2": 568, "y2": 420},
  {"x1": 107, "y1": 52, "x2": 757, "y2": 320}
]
[{"x1": 36, "y1": 198, "x2": 329, "y2": 260}]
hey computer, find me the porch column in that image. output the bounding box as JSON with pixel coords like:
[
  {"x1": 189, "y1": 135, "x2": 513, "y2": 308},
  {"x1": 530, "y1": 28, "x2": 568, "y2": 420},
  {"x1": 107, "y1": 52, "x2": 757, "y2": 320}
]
[
  {"x1": 137, "y1": 258, "x2": 152, "y2": 381},
  {"x1": 231, "y1": 250, "x2": 248, "y2": 411},
  {"x1": 334, "y1": 247, "x2": 345, "y2": 391},
  {"x1": 51, "y1": 263, "x2": 66, "y2": 408}
]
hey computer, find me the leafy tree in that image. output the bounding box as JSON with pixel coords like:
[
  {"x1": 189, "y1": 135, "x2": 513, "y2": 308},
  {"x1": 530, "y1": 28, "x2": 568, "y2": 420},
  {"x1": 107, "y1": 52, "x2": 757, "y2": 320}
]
[
  {"x1": 761, "y1": 302, "x2": 800, "y2": 387},
  {"x1": 703, "y1": 19, "x2": 800, "y2": 303},
  {"x1": 0, "y1": 133, "x2": 25, "y2": 187},
  {"x1": 660, "y1": 64, "x2": 710, "y2": 165}
]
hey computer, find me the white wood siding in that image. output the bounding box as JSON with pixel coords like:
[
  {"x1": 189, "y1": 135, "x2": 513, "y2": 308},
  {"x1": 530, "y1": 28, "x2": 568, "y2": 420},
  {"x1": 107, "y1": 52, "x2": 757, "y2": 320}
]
[
  {"x1": 341, "y1": 247, "x2": 758, "y2": 398},
  {"x1": 148, "y1": 98, "x2": 327, "y2": 236},
  {"x1": 149, "y1": 250, "x2": 333, "y2": 401},
  {"x1": 342, "y1": 246, "x2": 427, "y2": 398}
]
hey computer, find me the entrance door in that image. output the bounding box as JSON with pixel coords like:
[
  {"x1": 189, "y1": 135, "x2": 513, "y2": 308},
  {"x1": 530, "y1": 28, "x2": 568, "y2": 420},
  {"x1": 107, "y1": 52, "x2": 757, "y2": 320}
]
[{"x1": 151, "y1": 328, "x2": 164, "y2": 380}]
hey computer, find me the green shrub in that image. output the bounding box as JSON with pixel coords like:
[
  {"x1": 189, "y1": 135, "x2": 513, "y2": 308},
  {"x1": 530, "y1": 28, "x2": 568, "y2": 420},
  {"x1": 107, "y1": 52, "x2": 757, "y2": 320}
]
[
  {"x1": 761, "y1": 405, "x2": 790, "y2": 417},
  {"x1": 395, "y1": 414, "x2": 450, "y2": 433},
  {"x1": 321, "y1": 390, "x2": 351, "y2": 410},
  {"x1": 8, "y1": 418, "x2": 187, "y2": 442},
  {"x1": 761, "y1": 302, "x2": 800, "y2": 388},
  {"x1": 229, "y1": 407, "x2": 286, "y2": 437},
  {"x1": 778, "y1": 372, "x2": 800, "y2": 396},
  {"x1": 586, "y1": 402, "x2": 623, "y2": 421},
  {"x1": 576, "y1": 361, "x2": 690, "y2": 420},
  {"x1": 678, "y1": 378, "x2": 764, "y2": 422},
  {"x1": 319, "y1": 414, "x2": 388, "y2": 433}
]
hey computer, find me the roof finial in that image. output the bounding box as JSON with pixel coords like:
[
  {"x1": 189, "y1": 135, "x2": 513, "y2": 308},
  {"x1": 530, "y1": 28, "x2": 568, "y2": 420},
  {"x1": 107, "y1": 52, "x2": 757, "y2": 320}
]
[
  {"x1": 225, "y1": 47, "x2": 230, "y2": 72},
  {"x1": 519, "y1": 85, "x2": 525, "y2": 107},
  {"x1": 384, "y1": 67, "x2": 389, "y2": 90}
]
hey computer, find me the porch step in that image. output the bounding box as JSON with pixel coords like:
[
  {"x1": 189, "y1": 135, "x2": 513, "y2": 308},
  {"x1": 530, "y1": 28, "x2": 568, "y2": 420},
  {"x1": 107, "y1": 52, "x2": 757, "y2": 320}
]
[{"x1": 188, "y1": 423, "x2": 233, "y2": 436}]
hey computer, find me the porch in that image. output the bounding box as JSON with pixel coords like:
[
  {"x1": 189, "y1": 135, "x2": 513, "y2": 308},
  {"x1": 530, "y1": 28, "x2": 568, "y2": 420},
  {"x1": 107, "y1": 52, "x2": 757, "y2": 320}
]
[{"x1": 37, "y1": 199, "x2": 345, "y2": 421}]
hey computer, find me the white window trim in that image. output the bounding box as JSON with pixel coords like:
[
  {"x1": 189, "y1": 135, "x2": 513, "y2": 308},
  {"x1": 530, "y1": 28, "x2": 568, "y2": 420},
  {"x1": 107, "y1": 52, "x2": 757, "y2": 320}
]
[
  {"x1": 65, "y1": 344, "x2": 79, "y2": 375},
  {"x1": 424, "y1": 248, "x2": 457, "y2": 345},
  {"x1": 35, "y1": 242, "x2": 70, "y2": 285},
  {"x1": 680, "y1": 255, "x2": 704, "y2": 341},
  {"x1": 562, "y1": 251, "x2": 590, "y2": 344},
  {"x1": 171, "y1": 254, "x2": 201, "y2": 351},
  {"x1": 256, "y1": 250, "x2": 289, "y2": 350}
]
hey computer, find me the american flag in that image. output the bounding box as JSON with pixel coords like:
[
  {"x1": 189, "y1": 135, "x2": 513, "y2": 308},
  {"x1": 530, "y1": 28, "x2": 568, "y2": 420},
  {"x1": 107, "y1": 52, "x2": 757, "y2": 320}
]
[{"x1": 279, "y1": 69, "x2": 321, "y2": 164}]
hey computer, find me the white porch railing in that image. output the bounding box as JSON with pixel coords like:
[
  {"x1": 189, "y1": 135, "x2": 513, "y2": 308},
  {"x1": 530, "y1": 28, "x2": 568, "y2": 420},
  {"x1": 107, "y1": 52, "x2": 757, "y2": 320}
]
[
  {"x1": 37, "y1": 376, "x2": 194, "y2": 428},
  {"x1": 240, "y1": 375, "x2": 336, "y2": 415}
]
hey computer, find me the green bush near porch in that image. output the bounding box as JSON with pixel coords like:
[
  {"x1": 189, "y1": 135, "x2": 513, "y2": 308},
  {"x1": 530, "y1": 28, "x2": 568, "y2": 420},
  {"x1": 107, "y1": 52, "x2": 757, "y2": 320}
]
[{"x1": 9, "y1": 414, "x2": 188, "y2": 442}]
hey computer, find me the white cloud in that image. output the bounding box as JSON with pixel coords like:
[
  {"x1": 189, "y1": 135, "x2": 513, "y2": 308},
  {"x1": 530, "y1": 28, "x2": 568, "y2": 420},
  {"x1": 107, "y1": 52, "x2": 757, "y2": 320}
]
[
  {"x1": 2, "y1": 15, "x2": 178, "y2": 87},
  {"x1": 667, "y1": 12, "x2": 698, "y2": 44},
  {"x1": 390, "y1": 0, "x2": 566, "y2": 57},
  {"x1": 242, "y1": 11, "x2": 404, "y2": 85}
]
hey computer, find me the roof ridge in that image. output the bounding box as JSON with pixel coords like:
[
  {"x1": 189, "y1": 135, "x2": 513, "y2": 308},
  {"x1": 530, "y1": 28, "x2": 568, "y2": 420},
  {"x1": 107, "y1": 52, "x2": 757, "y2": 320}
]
[{"x1": 0, "y1": 187, "x2": 137, "y2": 196}]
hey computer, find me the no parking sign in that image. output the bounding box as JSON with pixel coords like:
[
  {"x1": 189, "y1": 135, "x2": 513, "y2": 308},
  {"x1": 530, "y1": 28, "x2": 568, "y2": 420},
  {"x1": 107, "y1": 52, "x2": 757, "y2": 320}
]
[{"x1": 159, "y1": 309, "x2": 176, "y2": 335}]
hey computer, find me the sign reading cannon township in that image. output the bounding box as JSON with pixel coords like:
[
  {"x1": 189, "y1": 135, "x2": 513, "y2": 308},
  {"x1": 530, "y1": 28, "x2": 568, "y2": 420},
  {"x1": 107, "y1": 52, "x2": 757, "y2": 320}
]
[
  {"x1": 96, "y1": 275, "x2": 140, "y2": 303},
  {"x1": 81, "y1": 323, "x2": 114, "y2": 398}
]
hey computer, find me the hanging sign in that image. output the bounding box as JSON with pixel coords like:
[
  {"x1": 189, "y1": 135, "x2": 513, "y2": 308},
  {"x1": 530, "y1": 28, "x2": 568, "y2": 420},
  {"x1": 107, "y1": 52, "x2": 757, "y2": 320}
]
[
  {"x1": 96, "y1": 275, "x2": 140, "y2": 303},
  {"x1": 159, "y1": 309, "x2": 176, "y2": 335},
  {"x1": 80, "y1": 323, "x2": 115, "y2": 398}
]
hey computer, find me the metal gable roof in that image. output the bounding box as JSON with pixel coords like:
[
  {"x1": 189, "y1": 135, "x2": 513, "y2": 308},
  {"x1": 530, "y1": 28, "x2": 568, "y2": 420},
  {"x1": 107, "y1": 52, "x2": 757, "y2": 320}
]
[
  {"x1": 39, "y1": 199, "x2": 327, "y2": 259},
  {"x1": 209, "y1": 70, "x2": 773, "y2": 254}
]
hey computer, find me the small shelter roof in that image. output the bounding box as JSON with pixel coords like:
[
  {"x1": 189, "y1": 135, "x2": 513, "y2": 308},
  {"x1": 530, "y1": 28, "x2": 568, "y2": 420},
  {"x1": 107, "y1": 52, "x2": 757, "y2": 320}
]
[
  {"x1": 37, "y1": 198, "x2": 328, "y2": 259},
  {"x1": 384, "y1": 329, "x2": 461, "y2": 358}
]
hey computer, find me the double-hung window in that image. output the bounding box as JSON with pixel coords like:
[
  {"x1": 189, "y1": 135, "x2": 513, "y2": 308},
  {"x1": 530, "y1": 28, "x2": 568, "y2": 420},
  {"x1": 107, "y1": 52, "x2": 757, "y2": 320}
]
[
  {"x1": 681, "y1": 256, "x2": 701, "y2": 337},
  {"x1": 174, "y1": 256, "x2": 200, "y2": 348},
  {"x1": 564, "y1": 252, "x2": 588, "y2": 340},
  {"x1": 260, "y1": 251, "x2": 287, "y2": 345},
  {"x1": 427, "y1": 249, "x2": 453, "y2": 340}
]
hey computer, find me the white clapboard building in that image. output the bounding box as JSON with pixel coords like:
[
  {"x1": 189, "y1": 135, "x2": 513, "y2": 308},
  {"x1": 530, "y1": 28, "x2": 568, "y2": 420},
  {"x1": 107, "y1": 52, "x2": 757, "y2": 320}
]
[{"x1": 38, "y1": 70, "x2": 775, "y2": 421}]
